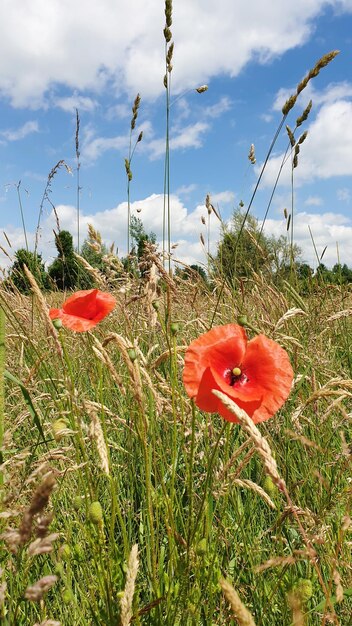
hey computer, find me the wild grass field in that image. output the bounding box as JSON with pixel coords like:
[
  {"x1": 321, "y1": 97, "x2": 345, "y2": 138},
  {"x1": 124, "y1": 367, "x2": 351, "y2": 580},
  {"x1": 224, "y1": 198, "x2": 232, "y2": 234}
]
[
  {"x1": 0, "y1": 3, "x2": 351, "y2": 624},
  {"x1": 0, "y1": 267, "x2": 351, "y2": 625}
]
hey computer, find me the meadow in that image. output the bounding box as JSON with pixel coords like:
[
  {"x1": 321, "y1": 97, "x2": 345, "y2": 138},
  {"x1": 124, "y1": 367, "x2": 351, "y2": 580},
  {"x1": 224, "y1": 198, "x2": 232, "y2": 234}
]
[
  {"x1": 0, "y1": 263, "x2": 351, "y2": 625},
  {"x1": 0, "y1": 3, "x2": 351, "y2": 623}
]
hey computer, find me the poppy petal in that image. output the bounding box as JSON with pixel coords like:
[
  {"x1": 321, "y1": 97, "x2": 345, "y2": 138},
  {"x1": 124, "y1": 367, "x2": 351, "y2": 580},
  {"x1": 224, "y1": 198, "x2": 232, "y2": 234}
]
[
  {"x1": 183, "y1": 324, "x2": 247, "y2": 398},
  {"x1": 49, "y1": 289, "x2": 116, "y2": 332},
  {"x1": 183, "y1": 323, "x2": 293, "y2": 424}
]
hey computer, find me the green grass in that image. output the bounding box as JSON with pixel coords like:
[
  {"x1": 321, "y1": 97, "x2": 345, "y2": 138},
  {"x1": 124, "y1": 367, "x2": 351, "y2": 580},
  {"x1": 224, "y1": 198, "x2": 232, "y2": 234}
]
[{"x1": 0, "y1": 274, "x2": 351, "y2": 625}]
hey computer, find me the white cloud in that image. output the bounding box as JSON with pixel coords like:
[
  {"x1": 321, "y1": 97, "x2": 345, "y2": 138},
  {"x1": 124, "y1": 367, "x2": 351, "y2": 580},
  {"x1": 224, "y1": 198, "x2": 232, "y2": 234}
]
[
  {"x1": 258, "y1": 99, "x2": 352, "y2": 188},
  {"x1": 0, "y1": 1, "x2": 350, "y2": 108},
  {"x1": 337, "y1": 187, "x2": 351, "y2": 202},
  {"x1": 203, "y1": 97, "x2": 232, "y2": 118},
  {"x1": 55, "y1": 93, "x2": 98, "y2": 112},
  {"x1": 0, "y1": 192, "x2": 223, "y2": 270},
  {"x1": 273, "y1": 80, "x2": 352, "y2": 112},
  {"x1": 262, "y1": 211, "x2": 352, "y2": 267},
  {"x1": 176, "y1": 183, "x2": 198, "y2": 196},
  {"x1": 304, "y1": 195, "x2": 323, "y2": 206},
  {"x1": 210, "y1": 190, "x2": 235, "y2": 205},
  {"x1": 0, "y1": 120, "x2": 39, "y2": 141},
  {"x1": 147, "y1": 121, "x2": 210, "y2": 159}
]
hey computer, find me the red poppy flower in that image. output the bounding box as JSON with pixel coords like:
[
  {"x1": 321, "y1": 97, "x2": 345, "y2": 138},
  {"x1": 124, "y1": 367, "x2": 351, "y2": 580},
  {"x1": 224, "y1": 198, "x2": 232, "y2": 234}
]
[
  {"x1": 183, "y1": 324, "x2": 293, "y2": 423},
  {"x1": 49, "y1": 289, "x2": 116, "y2": 332}
]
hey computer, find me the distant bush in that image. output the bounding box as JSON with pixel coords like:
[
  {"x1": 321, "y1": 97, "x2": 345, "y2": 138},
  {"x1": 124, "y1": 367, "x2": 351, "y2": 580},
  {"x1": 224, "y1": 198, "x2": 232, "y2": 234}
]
[
  {"x1": 6, "y1": 248, "x2": 50, "y2": 294},
  {"x1": 48, "y1": 230, "x2": 94, "y2": 290}
]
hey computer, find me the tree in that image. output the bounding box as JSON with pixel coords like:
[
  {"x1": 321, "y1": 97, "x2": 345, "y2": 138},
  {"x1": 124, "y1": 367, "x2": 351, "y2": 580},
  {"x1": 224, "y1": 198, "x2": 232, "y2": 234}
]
[
  {"x1": 176, "y1": 264, "x2": 207, "y2": 283},
  {"x1": 214, "y1": 210, "x2": 271, "y2": 284},
  {"x1": 6, "y1": 249, "x2": 49, "y2": 294},
  {"x1": 130, "y1": 215, "x2": 156, "y2": 261},
  {"x1": 123, "y1": 216, "x2": 157, "y2": 275},
  {"x1": 331, "y1": 263, "x2": 352, "y2": 284},
  {"x1": 48, "y1": 230, "x2": 94, "y2": 290}
]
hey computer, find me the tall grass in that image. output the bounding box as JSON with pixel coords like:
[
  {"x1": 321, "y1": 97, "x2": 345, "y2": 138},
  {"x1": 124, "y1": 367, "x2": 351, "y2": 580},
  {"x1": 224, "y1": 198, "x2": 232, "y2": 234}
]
[
  {"x1": 0, "y1": 7, "x2": 350, "y2": 623},
  {"x1": 0, "y1": 270, "x2": 351, "y2": 625}
]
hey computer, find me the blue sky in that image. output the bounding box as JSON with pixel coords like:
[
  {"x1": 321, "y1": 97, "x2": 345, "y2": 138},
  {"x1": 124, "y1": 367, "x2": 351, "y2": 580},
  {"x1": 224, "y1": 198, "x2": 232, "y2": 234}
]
[{"x1": 1, "y1": 0, "x2": 352, "y2": 271}]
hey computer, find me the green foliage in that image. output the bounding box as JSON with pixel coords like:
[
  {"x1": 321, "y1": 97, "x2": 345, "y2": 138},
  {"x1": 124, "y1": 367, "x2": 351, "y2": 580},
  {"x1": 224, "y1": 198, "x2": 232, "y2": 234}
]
[
  {"x1": 6, "y1": 248, "x2": 49, "y2": 293},
  {"x1": 214, "y1": 209, "x2": 274, "y2": 284},
  {"x1": 130, "y1": 215, "x2": 156, "y2": 261},
  {"x1": 176, "y1": 264, "x2": 207, "y2": 283},
  {"x1": 123, "y1": 215, "x2": 157, "y2": 276},
  {"x1": 48, "y1": 230, "x2": 94, "y2": 290}
]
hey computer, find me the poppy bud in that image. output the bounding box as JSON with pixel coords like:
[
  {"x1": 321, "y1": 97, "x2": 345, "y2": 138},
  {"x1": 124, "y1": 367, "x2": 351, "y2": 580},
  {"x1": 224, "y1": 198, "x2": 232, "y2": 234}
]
[
  {"x1": 52, "y1": 318, "x2": 62, "y2": 329},
  {"x1": 88, "y1": 501, "x2": 103, "y2": 525},
  {"x1": 263, "y1": 476, "x2": 277, "y2": 496},
  {"x1": 196, "y1": 538, "x2": 207, "y2": 555},
  {"x1": 59, "y1": 544, "x2": 71, "y2": 560},
  {"x1": 152, "y1": 300, "x2": 160, "y2": 311},
  {"x1": 73, "y1": 495, "x2": 83, "y2": 511},
  {"x1": 237, "y1": 315, "x2": 248, "y2": 327},
  {"x1": 292, "y1": 578, "x2": 313, "y2": 603},
  {"x1": 73, "y1": 543, "x2": 85, "y2": 561},
  {"x1": 55, "y1": 562, "x2": 64, "y2": 577},
  {"x1": 170, "y1": 322, "x2": 179, "y2": 335},
  {"x1": 62, "y1": 588, "x2": 74, "y2": 604},
  {"x1": 127, "y1": 348, "x2": 137, "y2": 362},
  {"x1": 52, "y1": 419, "x2": 67, "y2": 442}
]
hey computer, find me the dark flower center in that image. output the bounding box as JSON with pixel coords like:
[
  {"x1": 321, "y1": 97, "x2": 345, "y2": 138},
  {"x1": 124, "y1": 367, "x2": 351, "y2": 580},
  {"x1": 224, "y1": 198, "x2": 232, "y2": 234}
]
[{"x1": 226, "y1": 366, "x2": 249, "y2": 387}]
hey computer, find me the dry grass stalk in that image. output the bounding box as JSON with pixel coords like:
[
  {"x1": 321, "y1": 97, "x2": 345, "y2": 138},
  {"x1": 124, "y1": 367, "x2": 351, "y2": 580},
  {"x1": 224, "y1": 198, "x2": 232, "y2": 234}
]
[
  {"x1": 28, "y1": 533, "x2": 59, "y2": 556},
  {"x1": 282, "y1": 50, "x2": 339, "y2": 115},
  {"x1": 74, "y1": 253, "x2": 107, "y2": 287},
  {"x1": 287, "y1": 591, "x2": 304, "y2": 626},
  {"x1": 233, "y1": 478, "x2": 276, "y2": 509},
  {"x1": 143, "y1": 242, "x2": 176, "y2": 292},
  {"x1": 254, "y1": 550, "x2": 309, "y2": 573},
  {"x1": 332, "y1": 569, "x2": 344, "y2": 603},
  {"x1": 274, "y1": 308, "x2": 307, "y2": 332},
  {"x1": 101, "y1": 333, "x2": 144, "y2": 410},
  {"x1": 284, "y1": 429, "x2": 324, "y2": 452},
  {"x1": 87, "y1": 405, "x2": 110, "y2": 476},
  {"x1": 19, "y1": 472, "x2": 56, "y2": 545},
  {"x1": 212, "y1": 390, "x2": 285, "y2": 491},
  {"x1": 327, "y1": 308, "x2": 352, "y2": 321},
  {"x1": 91, "y1": 338, "x2": 125, "y2": 393},
  {"x1": 23, "y1": 264, "x2": 63, "y2": 358},
  {"x1": 219, "y1": 578, "x2": 256, "y2": 626},
  {"x1": 33, "y1": 621, "x2": 61, "y2": 626},
  {"x1": 143, "y1": 262, "x2": 158, "y2": 327},
  {"x1": 120, "y1": 544, "x2": 139, "y2": 626},
  {"x1": 215, "y1": 440, "x2": 251, "y2": 482},
  {"x1": 25, "y1": 575, "x2": 58, "y2": 601}
]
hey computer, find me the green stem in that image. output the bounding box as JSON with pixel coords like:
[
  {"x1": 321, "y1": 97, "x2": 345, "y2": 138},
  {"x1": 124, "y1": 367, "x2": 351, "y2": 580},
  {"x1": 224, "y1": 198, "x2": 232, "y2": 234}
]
[{"x1": 0, "y1": 306, "x2": 5, "y2": 487}]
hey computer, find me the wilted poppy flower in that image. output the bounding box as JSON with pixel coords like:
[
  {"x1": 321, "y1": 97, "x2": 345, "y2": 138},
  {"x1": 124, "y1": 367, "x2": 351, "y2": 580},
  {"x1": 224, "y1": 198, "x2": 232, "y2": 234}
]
[
  {"x1": 183, "y1": 324, "x2": 293, "y2": 423},
  {"x1": 49, "y1": 289, "x2": 116, "y2": 332}
]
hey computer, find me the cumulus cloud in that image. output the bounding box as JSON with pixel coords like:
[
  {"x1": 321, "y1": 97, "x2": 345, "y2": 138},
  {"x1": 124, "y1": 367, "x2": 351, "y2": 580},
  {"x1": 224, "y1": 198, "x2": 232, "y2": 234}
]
[
  {"x1": 2, "y1": 200, "x2": 352, "y2": 272},
  {"x1": 55, "y1": 93, "x2": 98, "y2": 112},
  {"x1": 257, "y1": 98, "x2": 352, "y2": 188},
  {"x1": 0, "y1": 120, "x2": 39, "y2": 141},
  {"x1": 0, "y1": 191, "x2": 226, "y2": 270},
  {"x1": 304, "y1": 195, "x2": 323, "y2": 206},
  {"x1": 147, "y1": 121, "x2": 210, "y2": 159},
  {"x1": 0, "y1": 0, "x2": 349, "y2": 108},
  {"x1": 262, "y1": 211, "x2": 352, "y2": 267}
]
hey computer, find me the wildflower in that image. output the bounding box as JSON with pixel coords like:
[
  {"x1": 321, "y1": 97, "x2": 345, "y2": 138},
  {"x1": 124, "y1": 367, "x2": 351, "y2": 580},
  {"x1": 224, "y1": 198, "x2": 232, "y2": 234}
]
[
  {"x1": 183, "y1": 324, "x2": 293, "y2": 423},
  {"x1": 49, "y1": 289, "x2": 116, "y2": 332}
]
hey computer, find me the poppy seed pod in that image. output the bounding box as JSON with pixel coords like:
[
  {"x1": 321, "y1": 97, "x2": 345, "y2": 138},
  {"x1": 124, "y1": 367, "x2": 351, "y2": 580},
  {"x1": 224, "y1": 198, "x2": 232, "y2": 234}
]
[
  {"x1": 170, "y1": 322, "x2": 179, "y2": 335},
  {"x1": 88, "y1": 501, "x2": 103, "y2": 525}
]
